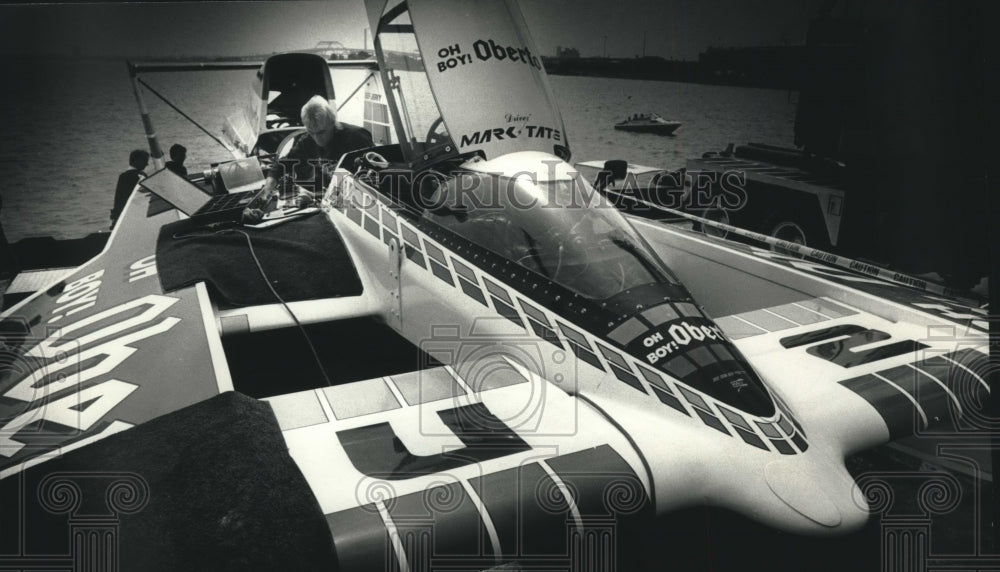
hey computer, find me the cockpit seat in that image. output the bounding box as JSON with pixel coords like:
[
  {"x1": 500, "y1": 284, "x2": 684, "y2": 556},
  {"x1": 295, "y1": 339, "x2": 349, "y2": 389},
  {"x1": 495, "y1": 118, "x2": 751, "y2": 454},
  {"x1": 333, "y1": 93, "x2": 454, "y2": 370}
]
[{"x1": 594, "y1": 159, "x2": 628, "y2": 191}]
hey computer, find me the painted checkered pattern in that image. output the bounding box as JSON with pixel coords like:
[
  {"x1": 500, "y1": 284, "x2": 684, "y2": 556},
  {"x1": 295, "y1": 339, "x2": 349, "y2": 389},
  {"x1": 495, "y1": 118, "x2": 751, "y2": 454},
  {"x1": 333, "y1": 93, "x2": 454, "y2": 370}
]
[
  {"x1": 740, "y1": 245, "x2": 988, "y2": 334},
  {"x1": 338, "y1": 184, "x2": 806, "y2": 454},
  {"x1": 265, "y1": 366, "x2": 480, "y2": 430},
  {"x1": 714, "y1": 298, "x2": 858, "y2": 340}
]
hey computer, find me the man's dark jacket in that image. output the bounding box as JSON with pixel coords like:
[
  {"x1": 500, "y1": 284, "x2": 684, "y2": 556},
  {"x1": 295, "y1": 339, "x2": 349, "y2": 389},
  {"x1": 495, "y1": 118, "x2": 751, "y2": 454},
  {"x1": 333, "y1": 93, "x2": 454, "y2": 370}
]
[{"x1": 268, "y1": 123, "x2": 373, "y2": 192}]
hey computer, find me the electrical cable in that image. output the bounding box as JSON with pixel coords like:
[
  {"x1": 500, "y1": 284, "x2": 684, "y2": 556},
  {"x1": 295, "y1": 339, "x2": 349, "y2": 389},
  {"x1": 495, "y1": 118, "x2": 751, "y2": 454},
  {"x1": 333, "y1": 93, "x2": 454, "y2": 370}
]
[
  {"x1": 171, "y1": 225, "x2": 334, "y2": 387},
  {"x1": 225, "y1": 228, "x2": 335, "y2": 387}
]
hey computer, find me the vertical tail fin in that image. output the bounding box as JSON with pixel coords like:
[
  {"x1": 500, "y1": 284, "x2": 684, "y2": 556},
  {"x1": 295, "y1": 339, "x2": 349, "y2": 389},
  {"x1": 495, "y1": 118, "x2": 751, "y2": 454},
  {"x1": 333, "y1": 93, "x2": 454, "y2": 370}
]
[{"x1": 363, "y1": 75, "x2": 393, "y2": 146}]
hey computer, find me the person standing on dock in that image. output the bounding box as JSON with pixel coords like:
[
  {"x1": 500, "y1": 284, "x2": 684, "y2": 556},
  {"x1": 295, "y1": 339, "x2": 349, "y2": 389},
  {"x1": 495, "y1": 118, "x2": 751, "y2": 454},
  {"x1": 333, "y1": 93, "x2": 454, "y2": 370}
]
[
  {"x1": 165, "y1": 144, "x2": 188, "y2": 178},
  {"x1": 0, "y1": 194, "x2": 14, "y2": 283},
  {"x1": 111, "y1": 149, "x2": 149, "y2": 229},
  {"x1": 264, "y1": 96, "x2": 373, "y2": 196}
]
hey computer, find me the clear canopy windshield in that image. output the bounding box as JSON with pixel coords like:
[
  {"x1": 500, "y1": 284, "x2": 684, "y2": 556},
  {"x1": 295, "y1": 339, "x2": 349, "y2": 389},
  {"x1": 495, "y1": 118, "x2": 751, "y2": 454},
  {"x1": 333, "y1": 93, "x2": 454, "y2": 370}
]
[
  {"x1": 424, "y1": 170, "x2": 678, "y2": 299},
  {"x1": 373, "y1": 10, "x2": 448, "y2": 155}
]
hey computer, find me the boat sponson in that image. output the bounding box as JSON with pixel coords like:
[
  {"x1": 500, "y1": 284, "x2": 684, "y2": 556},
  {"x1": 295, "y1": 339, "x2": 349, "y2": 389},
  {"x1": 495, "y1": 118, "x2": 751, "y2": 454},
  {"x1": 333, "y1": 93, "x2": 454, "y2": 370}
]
[{"x1": 0, "y1": 391, "x2": 337, "y2": 571}]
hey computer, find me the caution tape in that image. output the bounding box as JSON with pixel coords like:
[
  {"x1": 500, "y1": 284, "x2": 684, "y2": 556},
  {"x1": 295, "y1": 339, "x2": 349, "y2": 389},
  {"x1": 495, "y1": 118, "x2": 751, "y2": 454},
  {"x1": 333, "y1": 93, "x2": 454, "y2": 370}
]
[{"x1": 602, "y1": 188, "x2": 986, "y2": 307}]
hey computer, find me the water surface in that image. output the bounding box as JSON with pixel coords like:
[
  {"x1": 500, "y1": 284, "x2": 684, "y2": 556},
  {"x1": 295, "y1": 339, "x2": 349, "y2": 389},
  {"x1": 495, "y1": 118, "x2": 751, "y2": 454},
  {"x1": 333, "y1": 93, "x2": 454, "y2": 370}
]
[{"x1": 0, "y1": 58, "x2": 795, "y2": 242}]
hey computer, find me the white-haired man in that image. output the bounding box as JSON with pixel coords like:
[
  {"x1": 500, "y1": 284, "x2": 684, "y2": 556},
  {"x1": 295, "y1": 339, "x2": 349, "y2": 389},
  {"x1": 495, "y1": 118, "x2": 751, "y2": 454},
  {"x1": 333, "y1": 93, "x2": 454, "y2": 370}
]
[{"x1": 265, "y1": 95, "x2": 373, "y2": 195}]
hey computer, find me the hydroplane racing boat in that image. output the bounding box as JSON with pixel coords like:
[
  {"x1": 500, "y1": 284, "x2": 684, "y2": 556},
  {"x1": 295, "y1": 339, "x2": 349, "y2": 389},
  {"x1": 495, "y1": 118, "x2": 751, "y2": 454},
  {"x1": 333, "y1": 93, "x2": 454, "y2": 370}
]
[{"x1": 0, "y1": 0, "x2": 990, "y2": 569}]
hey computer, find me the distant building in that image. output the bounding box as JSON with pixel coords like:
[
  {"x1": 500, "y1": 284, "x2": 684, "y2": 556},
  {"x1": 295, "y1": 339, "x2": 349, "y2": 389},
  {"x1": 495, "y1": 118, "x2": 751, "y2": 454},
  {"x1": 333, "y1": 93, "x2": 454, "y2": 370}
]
[{"x1": 555, "y1": 46, "x2": 580, "y2": 59}]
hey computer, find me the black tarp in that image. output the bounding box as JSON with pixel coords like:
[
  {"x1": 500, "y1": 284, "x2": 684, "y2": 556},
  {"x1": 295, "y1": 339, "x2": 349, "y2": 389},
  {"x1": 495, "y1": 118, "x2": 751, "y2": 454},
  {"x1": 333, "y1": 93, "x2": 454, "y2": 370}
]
[{"x1": 156, "y1": 213, "x2": 362, "y2": 306}]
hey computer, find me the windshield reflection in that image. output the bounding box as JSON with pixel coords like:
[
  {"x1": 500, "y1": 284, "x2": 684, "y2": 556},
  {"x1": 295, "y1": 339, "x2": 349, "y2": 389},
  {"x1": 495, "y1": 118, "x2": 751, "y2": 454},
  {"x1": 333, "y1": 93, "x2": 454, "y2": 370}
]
[{"x1": 424, "y1": 171, "x2": 677, "y2": 299}]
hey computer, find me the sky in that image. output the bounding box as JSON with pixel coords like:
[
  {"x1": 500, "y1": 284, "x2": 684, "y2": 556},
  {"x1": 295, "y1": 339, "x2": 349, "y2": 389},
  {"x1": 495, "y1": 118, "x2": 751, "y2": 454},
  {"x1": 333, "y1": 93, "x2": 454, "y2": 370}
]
[{"x1": 0, "y1": 0, "x2": 824, "y2": 60}]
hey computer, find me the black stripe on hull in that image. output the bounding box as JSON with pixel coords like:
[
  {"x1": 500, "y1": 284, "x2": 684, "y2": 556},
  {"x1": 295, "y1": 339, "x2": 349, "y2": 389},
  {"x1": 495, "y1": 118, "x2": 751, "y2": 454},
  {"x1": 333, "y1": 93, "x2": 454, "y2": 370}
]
[
  {"x1": 324, "y1": 445, "x2": 651, "y2": 569},
  {"x1": 840, "y1": 374, "x2": 920, "y2": 440},
  {"x1": 388, "y1": 482, "x2": 493, "y2": 565},
  {"x1": 325, "y1": 505, "x2": 391, "y2": 572},
  {"x1": 839, "y1": 349, "x2": 990, "y2": 438}
]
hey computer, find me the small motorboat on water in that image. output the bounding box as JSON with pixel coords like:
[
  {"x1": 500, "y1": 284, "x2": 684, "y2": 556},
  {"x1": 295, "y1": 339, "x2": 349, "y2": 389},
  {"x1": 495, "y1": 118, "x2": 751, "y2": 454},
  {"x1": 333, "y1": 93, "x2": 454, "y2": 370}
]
[{"x1": 615, "y1": 113, "x2": 682, "y2": 134}]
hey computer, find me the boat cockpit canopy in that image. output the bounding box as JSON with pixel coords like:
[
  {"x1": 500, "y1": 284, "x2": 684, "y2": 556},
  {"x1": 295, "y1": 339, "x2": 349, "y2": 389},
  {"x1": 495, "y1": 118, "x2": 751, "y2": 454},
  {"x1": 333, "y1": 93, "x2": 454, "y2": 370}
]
[{"x1": 423, "y1": 167, "x2": 679, "y2": 300}]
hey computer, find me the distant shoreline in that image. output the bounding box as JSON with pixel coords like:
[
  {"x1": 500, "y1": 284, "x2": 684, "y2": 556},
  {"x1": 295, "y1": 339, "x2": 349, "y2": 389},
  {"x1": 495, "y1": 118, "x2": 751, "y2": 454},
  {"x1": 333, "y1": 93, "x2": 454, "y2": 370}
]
[
  {"x1": 1, "y1": 53, "x2": 270, "y2": 63},
  {"x1": 541, "y1": 50, "x2": 804, "y2": 91},
  {"x1": 5, "y1": 47, "x2": 805, "y2": 91}
]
